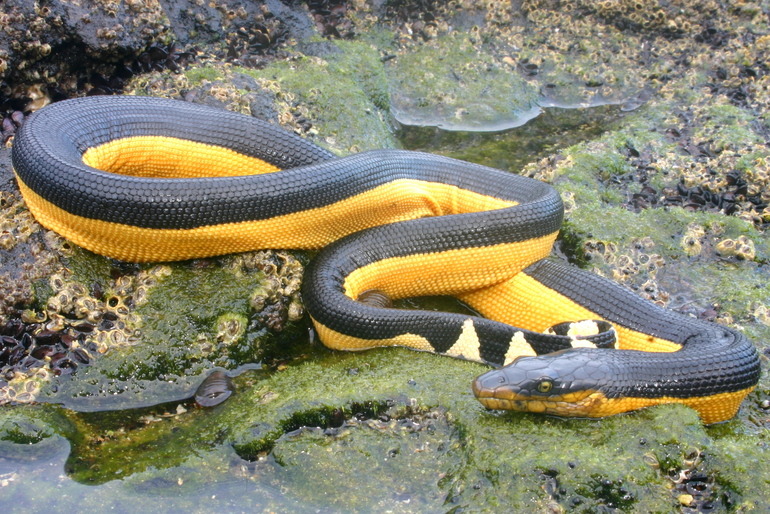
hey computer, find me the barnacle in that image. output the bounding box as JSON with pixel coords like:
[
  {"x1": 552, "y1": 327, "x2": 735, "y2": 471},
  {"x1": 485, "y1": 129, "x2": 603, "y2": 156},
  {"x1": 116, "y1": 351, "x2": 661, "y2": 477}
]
[
  {"x1": 0, "y1": 192, "x2": 40, "y2": 251},
  {"x1": 1, "y1": 260, "x2": 169, "y2": 404},
  {"x1": 216, "y1": 313, "x2": 248, "y2": 346},
  {"x1": 715, "y1": 236, "x2": 755, "y2": 261},
  {"x1": 751, "y1": 303, "x2": 770, "y2": 326},
  {"x1": 583, "y1": 239, "x2": 619, "y2": 266},
  {"x1": 584, "y1": 236, "x2": 668, "y2": 305},
  {"x1": 680, "y1": 223, "x2": 706, "y2": 257},
  {"x1": 230, "y1": 250, "x2": 304, "y2": 329}
]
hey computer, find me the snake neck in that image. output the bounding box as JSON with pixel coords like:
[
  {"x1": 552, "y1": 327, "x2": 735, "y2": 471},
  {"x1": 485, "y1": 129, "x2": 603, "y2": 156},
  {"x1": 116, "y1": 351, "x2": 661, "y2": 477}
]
[{"x1": 602, "y1": 327, "x2": 760, "y2": 400}]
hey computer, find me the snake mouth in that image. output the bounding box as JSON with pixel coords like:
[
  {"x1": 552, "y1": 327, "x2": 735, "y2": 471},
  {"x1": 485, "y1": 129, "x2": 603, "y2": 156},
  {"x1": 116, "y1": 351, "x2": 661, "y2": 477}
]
[
  {"x1": 471, "y1": 368, "x2": 538, "y2": 411},
  {"x1": 472, "y1": 367, "x2": 601, "y2": 416}
]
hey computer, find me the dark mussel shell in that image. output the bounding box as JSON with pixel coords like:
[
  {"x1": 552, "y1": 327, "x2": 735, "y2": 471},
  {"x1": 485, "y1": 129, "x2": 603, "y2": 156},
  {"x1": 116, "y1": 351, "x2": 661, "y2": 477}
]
[{"x1": 194, "y1": 370, "x2": 235, "y2": 407}]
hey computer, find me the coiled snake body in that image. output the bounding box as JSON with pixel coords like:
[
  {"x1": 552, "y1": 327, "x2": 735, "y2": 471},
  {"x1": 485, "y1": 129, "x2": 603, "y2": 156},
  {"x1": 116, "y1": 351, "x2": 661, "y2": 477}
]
[{"x1": 11, "y1": 96, "x2": 760, "y2": 423}]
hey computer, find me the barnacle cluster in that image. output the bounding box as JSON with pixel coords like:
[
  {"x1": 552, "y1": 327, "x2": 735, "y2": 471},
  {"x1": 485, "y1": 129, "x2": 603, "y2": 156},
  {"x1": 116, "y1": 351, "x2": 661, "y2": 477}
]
[
  {"x1": 0, "y1": 191, "x2": 38, "y2": 251},
  {"x1": 227, "y1": 250, "x2": 305, "y2": 332},
  {"x1": 583, "y1": 236, "x2": 668, "y2": 306},
  {"x1": 0, "y1": 191, "x2": 64, "y2": 324},
  {"x1": 522, "y1": 155, "x2": 571, "y2": 185},
  {"x1": 0, "y1": 265, "x2": 170, "y2": 404},
  {"x1": 677, "y1": 215, "x2": 759, "y2": 262},
  {"x1": 581, "y1": 0, "x2": 700, "y2": 34},
  {"x1": 715, "y1": 235, "x2": 756, "y2": 261},
  {"x1": 210, "y1": 2, "x2": 287, "y2": 65},
  {"x1": 0, "y1": 0, "x2": 169, "y2": 87},
  {"x1": 741, "y1": 157, "x2": 770, "y2": 224},
  {"x1": 84, "y1": 43, "x2": 195, "y2": 97}
]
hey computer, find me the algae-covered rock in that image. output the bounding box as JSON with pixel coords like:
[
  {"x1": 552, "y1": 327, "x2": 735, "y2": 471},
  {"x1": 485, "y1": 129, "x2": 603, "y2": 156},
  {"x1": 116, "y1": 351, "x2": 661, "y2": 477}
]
[
  {"x1": 1, "y1": 0, "x2": 769, "y2": 510},
  {"x1": 3, "y1": 349, "x2": 766, "y2": 510},
  {"x1": 233, "y1": 38, "x2": 397, "y2": 154}
]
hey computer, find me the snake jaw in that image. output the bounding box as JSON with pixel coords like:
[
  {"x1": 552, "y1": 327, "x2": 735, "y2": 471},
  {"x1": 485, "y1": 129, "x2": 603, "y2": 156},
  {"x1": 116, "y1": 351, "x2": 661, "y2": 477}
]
[{"x1": 472, "y1": 351, "x2": 613, "y2": 417}]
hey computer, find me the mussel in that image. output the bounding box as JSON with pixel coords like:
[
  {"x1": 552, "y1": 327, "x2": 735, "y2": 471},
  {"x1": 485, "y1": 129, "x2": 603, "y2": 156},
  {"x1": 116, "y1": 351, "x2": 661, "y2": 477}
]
[{"x1": 194, "y1": 370, "x2": 235, "y2": 407}]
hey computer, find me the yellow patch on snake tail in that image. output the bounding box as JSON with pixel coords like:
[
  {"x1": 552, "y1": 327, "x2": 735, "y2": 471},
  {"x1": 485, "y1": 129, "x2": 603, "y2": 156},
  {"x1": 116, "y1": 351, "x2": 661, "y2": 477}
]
[
  {"x1": 459, "y1": 272, "x2": 681, "y2": 353},
  {"x1": 503, "y1": 331, "x2": 536, "y2": 365},
  {"x1": 444, "y1": 319, "x2": 482, "y2": 361},
  {"x1": 82, "y1": 136, "x2": 281, "y2": 178}
]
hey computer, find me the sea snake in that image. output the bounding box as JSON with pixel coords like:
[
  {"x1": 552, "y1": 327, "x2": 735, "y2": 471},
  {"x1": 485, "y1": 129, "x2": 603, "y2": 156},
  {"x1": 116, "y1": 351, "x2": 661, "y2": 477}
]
[{"x1": 11, "y1": 96, "x2": 760, "y2": 423}]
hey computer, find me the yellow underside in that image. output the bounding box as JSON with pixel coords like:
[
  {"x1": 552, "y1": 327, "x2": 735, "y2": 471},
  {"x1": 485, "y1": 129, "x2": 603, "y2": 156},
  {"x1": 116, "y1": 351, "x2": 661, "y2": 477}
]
[
  {"x1": 343, "y1": 234, "x2": 557, "y2": 301},
  {"x1": 82, "y1": 136, "x2": 282, "y2": 178},
  {"x1": 17, "y1": 175, "x2": 517, "y2": 262},
  {"x1": 478, "y1": 386, "x2": 756, "y2": 424},
  {"x1": 459, "y1": 272, "x2": 681, "y2": 352}
]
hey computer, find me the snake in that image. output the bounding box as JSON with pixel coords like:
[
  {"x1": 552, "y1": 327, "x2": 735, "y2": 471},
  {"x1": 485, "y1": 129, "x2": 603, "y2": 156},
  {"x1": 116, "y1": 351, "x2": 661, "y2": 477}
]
[{"x1": 11, "y1": 95, "x2": 760, "y2": 424}]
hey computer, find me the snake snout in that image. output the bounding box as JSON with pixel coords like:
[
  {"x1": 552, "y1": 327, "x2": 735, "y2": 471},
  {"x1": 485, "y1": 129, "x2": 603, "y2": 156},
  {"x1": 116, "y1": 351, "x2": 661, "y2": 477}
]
[{"x1": 472, "y1": 368, "x2": 510, "y2": 398}]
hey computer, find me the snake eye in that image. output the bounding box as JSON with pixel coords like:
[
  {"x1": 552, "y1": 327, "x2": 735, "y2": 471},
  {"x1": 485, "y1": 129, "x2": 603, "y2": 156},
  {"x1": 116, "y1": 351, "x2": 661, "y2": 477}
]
[{"x1": 537, "y1": 379, "x2": 554, "y2": 394}]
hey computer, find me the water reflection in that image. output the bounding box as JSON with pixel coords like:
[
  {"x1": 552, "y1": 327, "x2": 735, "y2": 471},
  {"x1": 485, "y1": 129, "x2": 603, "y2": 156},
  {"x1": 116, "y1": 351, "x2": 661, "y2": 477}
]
[{"x1": 398, "y1": 105, "x2": 627, "y2": 173}]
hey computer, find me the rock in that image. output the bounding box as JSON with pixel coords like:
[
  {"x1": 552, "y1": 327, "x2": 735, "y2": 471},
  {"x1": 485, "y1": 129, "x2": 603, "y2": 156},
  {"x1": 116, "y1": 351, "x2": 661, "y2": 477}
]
[{"x1": 0, "y1": 0, "x2": 317, "y2": 100}]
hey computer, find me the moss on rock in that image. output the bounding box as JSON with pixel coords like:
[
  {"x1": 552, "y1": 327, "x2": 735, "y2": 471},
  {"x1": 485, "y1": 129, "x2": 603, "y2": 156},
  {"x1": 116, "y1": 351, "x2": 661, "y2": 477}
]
[{"x1": 1, "y1": 0, "x2": 769, "y2": 510}]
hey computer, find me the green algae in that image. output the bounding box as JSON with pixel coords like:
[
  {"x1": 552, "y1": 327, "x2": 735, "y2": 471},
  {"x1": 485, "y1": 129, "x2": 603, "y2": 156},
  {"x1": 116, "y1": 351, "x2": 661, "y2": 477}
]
[
  {"x1": 184, "y1": 66, "x2": 225, "y2": 86},
  {"x1": 235, "y1": 38, "x2": 397, "y2": 154},
  {"x1": 3, "y1": 348, "x2": 765, "y2": 510}
]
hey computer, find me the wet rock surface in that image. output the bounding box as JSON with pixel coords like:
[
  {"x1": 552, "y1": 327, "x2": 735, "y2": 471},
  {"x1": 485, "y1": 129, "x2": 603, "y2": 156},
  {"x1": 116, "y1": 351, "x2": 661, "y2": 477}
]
[{"x1": 0, "y1": 0, "x2": 769, "y2": 511}]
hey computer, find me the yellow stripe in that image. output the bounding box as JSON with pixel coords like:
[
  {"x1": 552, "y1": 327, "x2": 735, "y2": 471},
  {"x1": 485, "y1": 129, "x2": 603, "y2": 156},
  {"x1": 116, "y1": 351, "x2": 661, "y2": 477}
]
[
  {"x1": 17, "y1": 176, "x2": 516, "y2": 262},
  {"x1": 459, "y1": 271, "x2": 681, "y2": 352},
  {"x1": 310, "y1": 315, "x2": 435, "y2": 353},
  {"x1": 342, "y1": 233, "x2": 558, "y2": 300},
  {"x1": 503, "y1": 331, "x2": 537, "y2": 365},
  {"x1": 82, "y1": 136, "x2": 281, "y2": 178},
  {"x1": 444, "y1": 318, "x2": 483, "y2": 361}
]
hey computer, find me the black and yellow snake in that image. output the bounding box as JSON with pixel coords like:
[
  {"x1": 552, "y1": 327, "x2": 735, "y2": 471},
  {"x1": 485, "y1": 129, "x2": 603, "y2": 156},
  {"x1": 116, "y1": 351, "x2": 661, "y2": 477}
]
[{"x1": 11, "y1": 96, "x2": 760, "y2": 423}]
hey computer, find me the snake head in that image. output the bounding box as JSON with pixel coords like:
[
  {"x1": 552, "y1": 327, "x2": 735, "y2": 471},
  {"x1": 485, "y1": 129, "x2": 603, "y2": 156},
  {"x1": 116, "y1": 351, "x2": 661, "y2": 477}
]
[{"x1": 472, "y1": 349, "x2": 618, "y2": 418}]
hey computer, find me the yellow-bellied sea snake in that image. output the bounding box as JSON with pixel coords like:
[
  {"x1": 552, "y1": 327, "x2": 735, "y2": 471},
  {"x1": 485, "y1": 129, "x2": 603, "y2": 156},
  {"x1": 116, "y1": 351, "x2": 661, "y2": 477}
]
[{"x1": 11, "y1": 95, "x2": 760, "y2": 423}]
